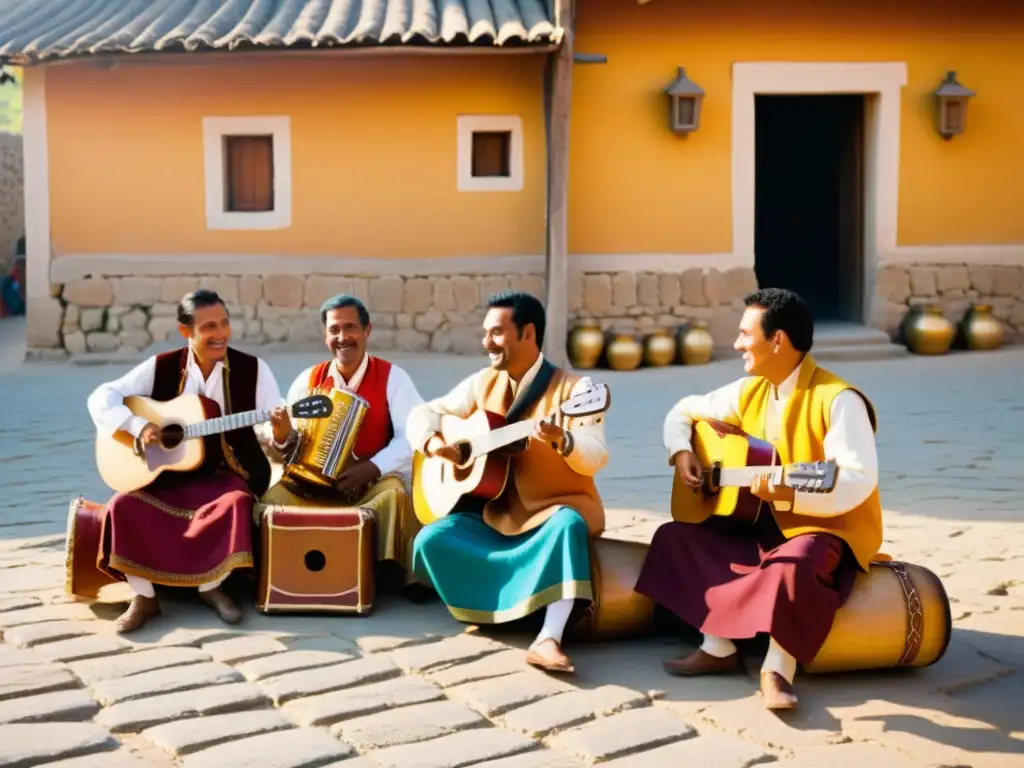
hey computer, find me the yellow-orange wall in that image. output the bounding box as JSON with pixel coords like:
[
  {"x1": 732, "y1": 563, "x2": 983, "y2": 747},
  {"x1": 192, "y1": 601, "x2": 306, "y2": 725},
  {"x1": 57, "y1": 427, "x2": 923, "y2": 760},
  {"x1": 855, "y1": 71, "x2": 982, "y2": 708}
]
[
  {"x1": 570, "y1": 0, "x2": 1024, "y2": 254},
  {"x1": 45, "y1": 55, "x2": 546, "y2": 259}
]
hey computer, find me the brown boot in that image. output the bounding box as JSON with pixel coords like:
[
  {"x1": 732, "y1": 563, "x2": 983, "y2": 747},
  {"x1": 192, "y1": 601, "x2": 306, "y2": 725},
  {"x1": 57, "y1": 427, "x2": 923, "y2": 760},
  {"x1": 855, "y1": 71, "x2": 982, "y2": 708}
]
[
  {"x1": 200, "y1": 587, "x2": 243, "y2": 624},
  {"x1": 114, "y1": 595, "x2": 161, "y2": 634},
  {"x1": 760, "y1": 671, "x2": 799, "y2": 710},
  {"x1": 526, "y1": 638, "x2": 575, "y2": 674},
  {"x1": 663, "y1": 648, "x2": 743, "y2": 677}
]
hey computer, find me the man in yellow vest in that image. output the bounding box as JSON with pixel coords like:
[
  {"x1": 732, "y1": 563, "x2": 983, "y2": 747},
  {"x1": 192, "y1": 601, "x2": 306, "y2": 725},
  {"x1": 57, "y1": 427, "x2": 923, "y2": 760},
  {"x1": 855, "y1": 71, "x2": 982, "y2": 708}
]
[
  {"x1": 635, "y1": 288, "x2": 882, "y2": 710},
  {"x1": 406, "y1": 291, "x2": 610, "y2": 674}
]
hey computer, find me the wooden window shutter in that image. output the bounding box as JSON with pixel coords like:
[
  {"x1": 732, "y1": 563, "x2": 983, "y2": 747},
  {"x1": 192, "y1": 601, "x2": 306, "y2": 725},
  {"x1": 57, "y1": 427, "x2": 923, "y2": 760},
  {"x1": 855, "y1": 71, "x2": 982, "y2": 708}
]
[
  {"x1": 225, "y1": 135, "x2": 274, "y2": 212},
  {"x1": 471, "y1": 131, "x2": 511, "y2": 177}
]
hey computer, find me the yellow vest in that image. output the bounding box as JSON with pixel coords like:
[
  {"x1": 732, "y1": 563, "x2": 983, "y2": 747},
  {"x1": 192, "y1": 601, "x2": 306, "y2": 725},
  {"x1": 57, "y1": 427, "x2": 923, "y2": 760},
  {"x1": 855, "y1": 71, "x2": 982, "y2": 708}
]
[
  {"x1": 476, "y1": 366, "x2": 605, "y2": 538},
  {"x1": 737, "y1": 354, "x2": 882, "y2": 570}
]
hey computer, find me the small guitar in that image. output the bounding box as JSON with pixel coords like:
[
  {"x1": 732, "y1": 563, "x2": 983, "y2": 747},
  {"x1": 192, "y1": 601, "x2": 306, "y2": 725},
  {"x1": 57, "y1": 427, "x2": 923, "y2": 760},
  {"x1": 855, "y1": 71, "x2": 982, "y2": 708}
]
[
  {"x1": 412, "y1": 383, "x2": 611, "y2": 526},
  {"x1": 96, "y1": 393, "x2": 332, "y2": 493},
  {"x1": 670, "y1": 419, "x2": 838, "y2": 525}
]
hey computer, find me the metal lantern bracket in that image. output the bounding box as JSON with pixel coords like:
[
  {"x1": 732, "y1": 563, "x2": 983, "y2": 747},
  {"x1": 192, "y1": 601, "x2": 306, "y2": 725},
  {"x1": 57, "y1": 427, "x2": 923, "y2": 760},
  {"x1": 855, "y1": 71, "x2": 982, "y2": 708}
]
[
  {"x1": 664, "y1": 66, "x2": 705, "y2": 135},
  {"x1": 933, "y1": 70, "x2": 975, "y2": 140}
]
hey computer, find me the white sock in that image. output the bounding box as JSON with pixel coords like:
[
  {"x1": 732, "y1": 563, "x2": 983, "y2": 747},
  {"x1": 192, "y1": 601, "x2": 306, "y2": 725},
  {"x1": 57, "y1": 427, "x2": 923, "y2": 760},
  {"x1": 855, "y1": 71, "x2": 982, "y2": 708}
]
[
  {"x1": 700, "y1": 634, "x2": 738, "y2": 658},
  {"x1": 125, "y1": 575, "x2": 155, "y2": 599},
  {"x1": 197, "y1": 573, "x2": 229, "y2": 593},
  {"x1": 761, "y1": 636, "x2": 798, "y2": 684},
  {"x1": 534, "y1": 598, "x2": 574, "y2": 646}
]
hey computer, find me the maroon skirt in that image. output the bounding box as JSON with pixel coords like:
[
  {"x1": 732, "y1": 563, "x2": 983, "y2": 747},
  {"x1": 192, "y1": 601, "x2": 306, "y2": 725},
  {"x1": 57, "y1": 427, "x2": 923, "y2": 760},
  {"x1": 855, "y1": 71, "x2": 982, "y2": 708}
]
[
  {"x1": 99, "y1": 470, "x2": 255, "y2": 588},
  {"x1": 634, "y1": 513, "x2": 857, "y2": 664}
]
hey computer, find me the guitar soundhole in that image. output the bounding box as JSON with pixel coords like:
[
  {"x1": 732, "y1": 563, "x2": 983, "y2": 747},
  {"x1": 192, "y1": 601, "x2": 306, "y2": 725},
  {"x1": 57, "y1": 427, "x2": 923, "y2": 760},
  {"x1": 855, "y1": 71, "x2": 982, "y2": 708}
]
[
  {"x1": 304, "y1": 550, "x2": 327, "y2": 573},
  {"x1": 160, "y1": 424, "x2": 185, "y2": 449}
]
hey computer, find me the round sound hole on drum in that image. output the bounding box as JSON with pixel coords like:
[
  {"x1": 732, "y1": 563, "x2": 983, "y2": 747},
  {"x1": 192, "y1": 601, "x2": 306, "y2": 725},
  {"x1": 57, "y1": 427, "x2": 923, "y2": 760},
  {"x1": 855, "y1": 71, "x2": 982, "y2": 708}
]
[{"x1": 304, "y1": 550, "x2": 327, "y2": 572}]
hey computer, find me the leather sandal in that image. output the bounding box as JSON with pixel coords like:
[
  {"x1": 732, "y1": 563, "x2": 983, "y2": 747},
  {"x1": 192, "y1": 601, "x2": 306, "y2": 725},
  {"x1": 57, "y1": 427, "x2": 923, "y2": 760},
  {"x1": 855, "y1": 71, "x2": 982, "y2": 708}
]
[
  {"x1": 200, "y1": 587, "x2": 243, "y2": 624},
  {"x1": 663, "y1": 648, "x2": 743, "y2": 677},
  {"x1": 760, "y1": 670, "x2": 799, "y2": 710},
  {"x1": 526, "y1": 638, "x2": 575, "y2": 674}
]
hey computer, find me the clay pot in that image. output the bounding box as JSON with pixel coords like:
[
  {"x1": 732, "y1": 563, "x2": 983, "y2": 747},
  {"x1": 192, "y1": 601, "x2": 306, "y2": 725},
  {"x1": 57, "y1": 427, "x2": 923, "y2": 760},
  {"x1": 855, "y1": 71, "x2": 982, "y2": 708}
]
[
  {"x1": 568, "y1": 322, "x2": 605, "y2": 369},
  {"x1": 677, "y1": 321, "x2": 714, "y2": 365},
  {"x1": 643, "y1": 327, "x2": 677, "y2": 367},
  {"x1": 957, "y1": 304, "x2": 1004, "y2": 351},
  {"x1": 901, "y1": 305, "x2": 955, "y2": 355},
  {"x1": 605, "y1": 331, "x2": 643, "y2": 371}
]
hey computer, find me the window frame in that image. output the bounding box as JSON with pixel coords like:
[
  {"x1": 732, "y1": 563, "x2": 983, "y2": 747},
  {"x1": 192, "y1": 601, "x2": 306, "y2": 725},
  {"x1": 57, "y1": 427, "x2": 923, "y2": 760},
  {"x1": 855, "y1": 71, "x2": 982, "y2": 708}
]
[{"x1": 456, "y1": 115, "x2": 524, "y2": 193}]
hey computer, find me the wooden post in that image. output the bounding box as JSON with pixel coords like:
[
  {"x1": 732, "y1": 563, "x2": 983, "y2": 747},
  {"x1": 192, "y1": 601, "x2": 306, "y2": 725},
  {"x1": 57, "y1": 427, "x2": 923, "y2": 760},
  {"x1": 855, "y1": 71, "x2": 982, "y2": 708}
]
[{"x1": 542, "y1": 0, "x2": 574, "y2": 369}]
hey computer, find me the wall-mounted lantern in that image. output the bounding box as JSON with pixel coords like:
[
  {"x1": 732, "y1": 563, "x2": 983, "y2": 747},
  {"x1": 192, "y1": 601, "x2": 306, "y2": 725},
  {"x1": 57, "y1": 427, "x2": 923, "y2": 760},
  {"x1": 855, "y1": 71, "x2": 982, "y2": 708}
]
[
  {"x1": 664, "y1": 67, "x2": 704, "y2": 134},
  {"x1": 933, "y1": 71, "x2": 975, "y2": 140}
]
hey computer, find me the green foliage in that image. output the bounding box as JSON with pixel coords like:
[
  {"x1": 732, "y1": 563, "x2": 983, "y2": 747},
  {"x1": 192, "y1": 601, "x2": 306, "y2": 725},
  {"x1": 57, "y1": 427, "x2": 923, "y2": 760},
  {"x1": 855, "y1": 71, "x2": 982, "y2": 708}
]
[{"x1": 0, "y1": 66, "x2": 23, "y2": 134}]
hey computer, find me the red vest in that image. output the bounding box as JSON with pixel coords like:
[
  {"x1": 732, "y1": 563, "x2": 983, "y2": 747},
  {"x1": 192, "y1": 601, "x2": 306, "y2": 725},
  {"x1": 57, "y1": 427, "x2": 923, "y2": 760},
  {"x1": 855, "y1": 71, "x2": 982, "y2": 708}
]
[{"x1": 309, "y1": 356, "x2": 394, "y2": 462}]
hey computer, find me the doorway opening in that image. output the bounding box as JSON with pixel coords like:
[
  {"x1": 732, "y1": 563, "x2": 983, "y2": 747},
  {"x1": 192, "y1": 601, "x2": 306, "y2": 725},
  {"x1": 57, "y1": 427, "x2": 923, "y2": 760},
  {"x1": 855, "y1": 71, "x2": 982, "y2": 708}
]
[{"x1": 754, "y1": 94, "x2": 865, "y2": 322}]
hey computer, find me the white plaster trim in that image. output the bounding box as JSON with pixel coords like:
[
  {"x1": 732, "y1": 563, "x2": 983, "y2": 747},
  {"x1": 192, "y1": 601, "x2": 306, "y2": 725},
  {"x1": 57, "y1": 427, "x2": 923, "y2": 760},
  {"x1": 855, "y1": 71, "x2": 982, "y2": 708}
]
[
  {"x1": 731, "y1": 62, "x2": 908, "y2": 272},
  {"x1": 880, "y1": 245, "x2": 1024, "y2": 266},
  {"x1": 456, "y1": 115, "x2": 524, "y2": 192},
  {"x1": 202, "y1": 116, "x2": 292, "y2": 230},
  {"x1": 22, "y1": 67, "x2": 50, "y2": 299},
  {"x1": 52, "y1": 252, "x2": 747, "y2": 281}
]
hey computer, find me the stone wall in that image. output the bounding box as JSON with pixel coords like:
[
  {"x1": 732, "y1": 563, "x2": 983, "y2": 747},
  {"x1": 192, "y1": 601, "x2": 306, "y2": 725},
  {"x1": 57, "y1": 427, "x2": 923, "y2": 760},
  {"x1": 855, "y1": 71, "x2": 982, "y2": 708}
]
[
  {"x1": 872, "y1": 263, "x2": 1024, "y2": 344},
  {"x1": 0, "y1": 132, "x2": 24, "y2": 272},
  {"x1": 28, "y1": 266, "x2": 758, "y2": 358}
]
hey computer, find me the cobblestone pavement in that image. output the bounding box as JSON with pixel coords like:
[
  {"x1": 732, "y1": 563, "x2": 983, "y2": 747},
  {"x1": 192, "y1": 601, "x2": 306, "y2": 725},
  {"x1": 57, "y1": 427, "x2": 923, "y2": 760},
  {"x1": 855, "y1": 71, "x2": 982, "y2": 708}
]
[{"x1": 0, "y1": 328, "x2": 1022, "y2": 767}]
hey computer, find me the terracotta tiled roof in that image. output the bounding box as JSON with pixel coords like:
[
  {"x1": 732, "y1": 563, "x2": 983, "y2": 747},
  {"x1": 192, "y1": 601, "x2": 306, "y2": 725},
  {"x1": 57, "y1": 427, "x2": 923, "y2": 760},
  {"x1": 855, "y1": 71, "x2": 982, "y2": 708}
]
[{"x1": 0, "y1": 0, "x2": 560, "y2": 63}]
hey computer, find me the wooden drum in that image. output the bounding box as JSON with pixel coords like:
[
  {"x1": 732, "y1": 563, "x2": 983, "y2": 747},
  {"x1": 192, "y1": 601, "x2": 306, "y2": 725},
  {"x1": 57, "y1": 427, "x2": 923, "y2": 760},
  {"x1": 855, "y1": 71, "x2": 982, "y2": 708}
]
[
  {"x1": 64, "y1": 497, "x2": 119, "y2": 599},
  {"x1": 803, "y1": 559, "x2": 952, "y2": 674},
  {"x1": 568, "y1": 536, "x2": 656, "y2": 642}
]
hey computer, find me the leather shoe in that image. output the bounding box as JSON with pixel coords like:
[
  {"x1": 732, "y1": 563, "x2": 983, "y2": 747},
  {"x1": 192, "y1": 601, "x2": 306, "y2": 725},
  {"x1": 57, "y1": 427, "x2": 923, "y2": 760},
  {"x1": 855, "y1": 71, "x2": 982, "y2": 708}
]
[
  {"x1": 200, "y1": 587, "x2": 243, "y2": 624},
  {"x1": 114, "y1": 595, "x2": 160, "y2": 634},
  {"x1": 760, "y1": 670, "x2": 799, "y2": 710},
  {"x1": 526, "y1": 638, "x2": 575, "y2": 674},
  {"x1": 663, "y1": 648, "x2": 743, "y2": 677}
]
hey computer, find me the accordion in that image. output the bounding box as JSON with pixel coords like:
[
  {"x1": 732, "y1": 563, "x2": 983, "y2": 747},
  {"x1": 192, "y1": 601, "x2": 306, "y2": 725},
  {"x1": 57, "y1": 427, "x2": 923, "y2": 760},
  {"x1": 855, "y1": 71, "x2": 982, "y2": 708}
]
[{"x1": 282, "y1": 388, "x2": 370, "y2": 493}]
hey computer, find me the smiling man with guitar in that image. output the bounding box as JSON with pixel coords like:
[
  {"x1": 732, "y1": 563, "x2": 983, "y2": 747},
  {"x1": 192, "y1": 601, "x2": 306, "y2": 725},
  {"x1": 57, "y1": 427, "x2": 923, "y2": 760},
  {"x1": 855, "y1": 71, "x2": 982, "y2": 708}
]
[
  {"x1": 635, "y1": 288, "x2": 883, "y2": 710},
  {"x1": 406, "y1": 291, "x2": 611, "y2": 674},
  {"x1": 86, "y1": 289, "x2": 295, "y2": 633}
]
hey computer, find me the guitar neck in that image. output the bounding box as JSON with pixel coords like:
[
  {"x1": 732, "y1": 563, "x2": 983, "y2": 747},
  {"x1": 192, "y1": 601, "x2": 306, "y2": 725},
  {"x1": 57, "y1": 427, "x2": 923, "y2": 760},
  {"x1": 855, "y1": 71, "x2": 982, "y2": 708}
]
[
  {"x1": 715, "y1": 465, "x2": 786, "y2": 488},
  {"x1": 183, "y1": 408, "x2": 273, "y2": 439},
  {"x1": 469, "y1": 418, "x2": 544, "y2": 459}
]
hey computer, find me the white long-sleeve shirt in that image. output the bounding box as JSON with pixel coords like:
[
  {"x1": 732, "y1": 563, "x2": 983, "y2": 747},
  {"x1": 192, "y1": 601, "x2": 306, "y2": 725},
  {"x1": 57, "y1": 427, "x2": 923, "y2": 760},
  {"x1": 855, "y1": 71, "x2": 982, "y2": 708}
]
[
  {"x1": 405, "y1": 354, "x2": 609, "y2": 478},
  {"x1": 87, "y1": 347, "x2": 285, "y2": 443},
  {"x1": 287, "y1": 355, "x2": 424, "y2": 479},
  {"x1": 663, "y1": 366, "x2": 879, "y2": 518}
]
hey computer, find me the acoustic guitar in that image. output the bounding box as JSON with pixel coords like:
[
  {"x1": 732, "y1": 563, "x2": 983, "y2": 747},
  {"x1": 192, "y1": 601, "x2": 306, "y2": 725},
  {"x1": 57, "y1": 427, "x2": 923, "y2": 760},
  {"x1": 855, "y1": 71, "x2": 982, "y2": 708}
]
[
  {"x1": 670, "y1": 419, "x2": 838, "y2": 525},
  {"x1": 412, "y1": 383, "x2": 611, "y2": 525},
  {"x1": 96, "y1": 393, "x2": 332, "y2": 493}
]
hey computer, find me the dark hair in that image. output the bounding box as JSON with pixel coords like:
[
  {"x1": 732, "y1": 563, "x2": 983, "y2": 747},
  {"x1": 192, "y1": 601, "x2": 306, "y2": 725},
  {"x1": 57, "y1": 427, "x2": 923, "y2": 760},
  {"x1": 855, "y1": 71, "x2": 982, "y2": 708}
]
[
  {"x1": 487, "y1": 290, "x2": 546, "y2": 348},
  {"x1": 177, "y1": 289, "x2": 227, "y2": 326},
  {"x1": 320, "y1": 294, "x2": 370, "y2": 327},
  {"x1": 742, "y1": 288, "x2": 814, "y2": 353}
]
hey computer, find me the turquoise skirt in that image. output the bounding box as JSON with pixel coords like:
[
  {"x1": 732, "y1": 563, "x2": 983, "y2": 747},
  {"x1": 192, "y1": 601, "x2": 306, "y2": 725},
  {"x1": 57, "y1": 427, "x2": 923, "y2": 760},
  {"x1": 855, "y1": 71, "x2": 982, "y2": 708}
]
[{"x1": 411, "y1": 506, "x2": 593, "y2": 624}]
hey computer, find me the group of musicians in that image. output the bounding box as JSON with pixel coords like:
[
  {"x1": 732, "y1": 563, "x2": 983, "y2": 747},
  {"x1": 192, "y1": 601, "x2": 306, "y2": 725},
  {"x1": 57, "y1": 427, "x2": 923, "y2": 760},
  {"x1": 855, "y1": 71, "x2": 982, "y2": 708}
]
[{"x1": 85, "y1": 286, "x2": 882, "y2": 711}]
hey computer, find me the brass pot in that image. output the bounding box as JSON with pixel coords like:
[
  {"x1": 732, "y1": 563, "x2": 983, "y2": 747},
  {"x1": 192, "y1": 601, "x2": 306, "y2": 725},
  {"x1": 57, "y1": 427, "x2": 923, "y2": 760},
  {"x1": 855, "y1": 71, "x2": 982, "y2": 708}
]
[
  {"x1": 643, "y1": 327, "x2": 677, "y2": 367},
  {"x1": 568, "y1": 322, "x2": 605, "y2": 369},
  {"x1": 677, "y1": 321, "x2": 714, "y2": 365},
  {"x1": 901, "y1": 305, "x2": 955, "y2": 355},
  {"x1": 605, "y1": 331, "x2": 643, "y2": 371},
  {"x1": 958, "y1": 304, "x2": 1004, "y2": 351}
]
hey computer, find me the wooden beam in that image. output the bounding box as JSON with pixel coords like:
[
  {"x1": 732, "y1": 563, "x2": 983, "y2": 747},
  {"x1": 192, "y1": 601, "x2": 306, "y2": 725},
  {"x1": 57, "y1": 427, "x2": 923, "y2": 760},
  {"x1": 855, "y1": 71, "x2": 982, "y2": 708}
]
[{"x1": 542, "y1": 0, "x2": 574, "y2": 369}]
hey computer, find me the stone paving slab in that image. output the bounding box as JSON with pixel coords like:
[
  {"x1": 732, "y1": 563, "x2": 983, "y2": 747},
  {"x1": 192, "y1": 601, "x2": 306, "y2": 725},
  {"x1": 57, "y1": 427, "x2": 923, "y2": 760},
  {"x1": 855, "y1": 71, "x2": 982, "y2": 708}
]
[
  {"x1": 30, "y1": 632, "x2": 132, "y2": 662},
  {"x1": 96, "y1": 681, "x2": 271, "y2": 733},
  {"x1": 0, "y1": 644, "x2": 48, "y2": 666},
  {"x1": 0, "y1": 722, "x2": 118, "y2": 767},
  {"x1": 181, "y1": 727, "x2": 354, "y2": 768},
  {"x1": 0, "y1": 565, "x2": 66, "y2": 593},
  {"x1": 91, "y1": 660, "x2": 244, "y2": 705},
  {"x1": 236, "y1": 648, "x2": 359, "y2": 682},
  {"x1": 70, "y1": 645, "x2": 213, "y2": 685},
  {"x1": 449, "y1": 669, "x2": 578, "y2": 717},
  {"x1": 547, "y1": 706, "x2": 696, "y2": 763},
  {"x1": 425, "y1": 648, "x2": 529, "y2": 688},
  {"x1": 202, "y1": 634, "x2": 290, "y2": 665},
  {"x1": 0, "y1": 688, "x2": 100, "y2": 724},
  {"x1": 0, "y1": 602, "x2": 98, "y2": 628},
  {"x1": 0, "y1": 595, "x2": 42, "y2": 613},
  {"x1": 2, "y1": 619, "x2": 95, "y2": 647},
  {"x1": 0, "y1": 663, "x2": 80, "y2": 702},
  {"x1": 474, "y1": 751, "x2": 585, "y2": 768},
  {"x1": 332, "y1": 699, "x2": 487, "y2": 750},
  {"x1": 775, "y1": 742, "x2": 928, "y2": 767},
  {"x1": 284, "y1": 675, "x2": 446, "y2": 727},
  {"x1": 367, "y1": 727, "x2": 541, "y2": 768},
  {"x1": 42, "y1": 749, "x2": 177, "y2": 767},
  {"x1": 142, "y1": 709, "x2": 296, "y2": 756},
  {"x1": 499, "y1": 685, "x2": 651, "y2": 737},
  {"x1": 260, "y1": 654, "x2": 401, "y2": 705},
  {"x1": 599, "y1": 731, "x2": 772, "y2": 768},
  {"x1": 387, "y1": 632, "x2": 505, "y2": 673}
]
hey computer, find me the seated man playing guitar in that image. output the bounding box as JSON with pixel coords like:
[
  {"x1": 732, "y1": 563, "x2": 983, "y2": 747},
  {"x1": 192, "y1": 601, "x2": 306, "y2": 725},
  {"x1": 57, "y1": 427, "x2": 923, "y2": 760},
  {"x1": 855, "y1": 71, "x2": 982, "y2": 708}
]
[
  {"x1": 86, "y1": 289, "x2": 293, "y2": 633},
  {"x1": 635, "y1": 288, "x2": 883, "y2": 710},
  {"x1": 406, "y1": 291, "x2": 610, "y2": 674},
  {"x1": 262, "y1": 293, "x2": 427, "y2": 589}
]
